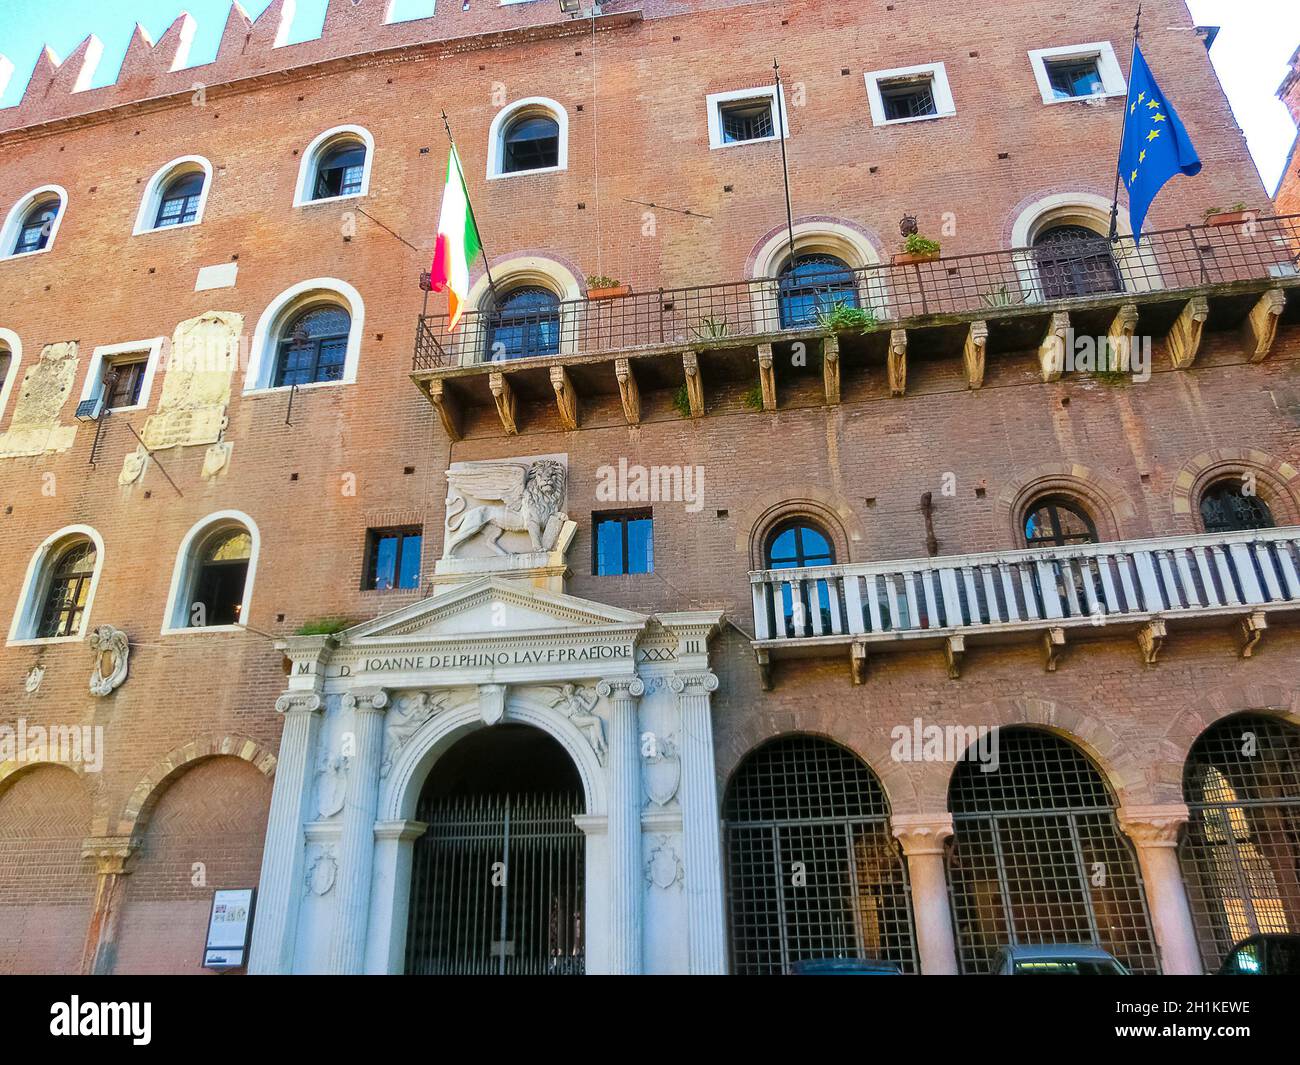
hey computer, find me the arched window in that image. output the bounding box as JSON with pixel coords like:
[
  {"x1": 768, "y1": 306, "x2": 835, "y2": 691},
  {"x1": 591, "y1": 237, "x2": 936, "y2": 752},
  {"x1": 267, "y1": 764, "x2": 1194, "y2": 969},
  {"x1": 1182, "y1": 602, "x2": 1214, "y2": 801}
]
[
  {"x1": 486, "y1": 286, "x2": 561, "y2": 360},
  {"x1": 154, "y1": 171, "x2": 205, "y2": 228},
  {"x1": 777, "y1": 254, "x2": 858, "y2": 328},
  {"x1": 295, "y1": 127, "x2": 374, "y2": 205},
  {"x1": 1199, "y1": 479, "x2": 1276, "y2": 534},
  {"x1": 135, "y1": 158, "x2": 213, "y2": 233},
  {"x1": 764, "y1": 518, "x2": 836, "y2": 637},
  {"x1": 1023, "y1": 496, "x2": 1097, "y2": 547},
  {"x1": 1180, "y1": 714, "x2": 1300, "y2": 972},
  {"x1": 946, "y1": 727, "x2": 1158, "y2": 974},
  {"x1": 502, "y1": 114, "x2": 560, "y2": 174},
  {"x1": 164, "y1": 513, "x2": 259, "y2": 633},
  {"x1": 1032, "y1": 224, "x2": 1122, "y2": 300},
  {"x1": 36, "y1": 540, "x2": 97, "y2": 639},
  {"x1": 274, "y1": 304, "x2": 351, "y2": 387},
  {"x1": 12, "y1": 198, "x2": 59, "y2": 255},
  {"x1": 723, "y1": 735, "x2": 917, "y2": 974}
]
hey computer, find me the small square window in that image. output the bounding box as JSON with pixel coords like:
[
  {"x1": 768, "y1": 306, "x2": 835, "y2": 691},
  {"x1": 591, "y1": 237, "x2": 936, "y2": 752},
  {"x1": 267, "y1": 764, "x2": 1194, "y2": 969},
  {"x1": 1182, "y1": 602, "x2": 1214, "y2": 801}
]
[
  {"x1": 864, "y1": 63, "x2": 955, "y2": 127},
  {"x1": 1028, "y1": 43, "x2": 1126, "y2": 106},
  {"x1": 880, "y1": 77, "x2": 937, "y2": 121},
  {"x1": 364, "y1": 526, "x2": 423, "y2": 590},
  {"x1": 103, "y1": 356, "x2": 148, "y2": 410},
  {"x1": 1044, "y1": 57, "x2": 1104, "y2": 100},
  {"x1": 593, "y1": 510, "x2": 653, "y2": 576},
  {"x1": 719, "y1": 100, "x2": 774, "y2": 143}
]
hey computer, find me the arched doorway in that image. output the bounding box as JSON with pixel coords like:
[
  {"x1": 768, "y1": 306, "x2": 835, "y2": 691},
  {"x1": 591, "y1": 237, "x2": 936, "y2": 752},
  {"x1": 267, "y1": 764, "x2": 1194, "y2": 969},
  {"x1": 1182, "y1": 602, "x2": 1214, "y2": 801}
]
[
  {"x1": 1180, "y1": 713, "x2": 1300, "y2": 971},
  {"x1": 946, "y1": 727, "x2": 1158, "y2": 973},
  {"x1": 722, "y1": 735, "x2": 917, "y2": 974},
  {"x1": 404, "y1": 724, "x2": 586, "y2": 975}
]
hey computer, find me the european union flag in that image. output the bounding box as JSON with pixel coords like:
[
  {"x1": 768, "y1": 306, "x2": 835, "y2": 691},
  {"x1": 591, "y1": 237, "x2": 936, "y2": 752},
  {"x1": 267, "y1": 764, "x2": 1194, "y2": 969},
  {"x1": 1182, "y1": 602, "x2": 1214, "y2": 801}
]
[{"x1": 1119, "y1": 44, "x2": 1201, "y2": 241}]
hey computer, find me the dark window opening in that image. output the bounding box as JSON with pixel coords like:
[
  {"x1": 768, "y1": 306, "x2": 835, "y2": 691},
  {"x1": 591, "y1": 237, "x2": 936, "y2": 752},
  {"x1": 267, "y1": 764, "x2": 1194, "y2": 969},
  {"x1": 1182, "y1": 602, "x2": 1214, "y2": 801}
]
[
  {"x1": 37, "y1": 541, "x2": 96, "y2": 638},
  {"x1": 1199, "y1": 480, "x2": 1276, "y2": 534},
  {"x1": 778, "y1": 253, "x2": 858, "y2": 328},
  {"x1": 1023, "y1": 497, "x2": 1098, "y2": 548},
  {"x1": 274, "y1": 304, "x2": 351, "y2": 387},
  {"x1": 1045, "y1": 57, "x2": 1104, "y2": 100},
  {"x1": 593, "y1": 510, "x2": 653, "y2": 575},
  {"x1": 365, "y1": 526, "x2": 423, "y2": 590},
  {"x1": 14, "y1": 201, "x2": 57, "y2": 254},
  {"x1": 502, "y1": 115, "x2": 560, "y2": 173},
  {"x1": 313, "y1": 143, "x2": 367, "y2": 200},
  {"x1": 154, "y1": 171, "x2": 205, "y2": 228},
  {"x1": 486, "y1": 286, "x2": 561, "y2": 360},
  {"x1": 880, "y1": 77, "x2": 937, "y2": 120},
  {"x1": 190, "y1": 529, "x2": 251, "y2": 626},
  {"x1": 103, "y1": 356, "x2": 148, "y2": 409},
  {"x1": 719, "y1": 99, "x2": 775, "y2": 143},
  {"x1": 1033, "y1": 224, "x2": 1122, "y2": 299}
]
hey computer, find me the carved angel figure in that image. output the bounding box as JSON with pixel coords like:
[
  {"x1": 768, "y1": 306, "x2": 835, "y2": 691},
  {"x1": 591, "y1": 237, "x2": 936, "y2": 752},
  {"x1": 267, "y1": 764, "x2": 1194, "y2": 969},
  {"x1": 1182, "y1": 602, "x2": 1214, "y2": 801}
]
[
  {"x1": 444, "y1": 459, "x2": 568, "y2": 557},
  {"x1": 89, "y1": 625, "x2": 129, "y2": 697},
  {"x1": 550, "y1": 684, "x2": 605, "y2": 764}
]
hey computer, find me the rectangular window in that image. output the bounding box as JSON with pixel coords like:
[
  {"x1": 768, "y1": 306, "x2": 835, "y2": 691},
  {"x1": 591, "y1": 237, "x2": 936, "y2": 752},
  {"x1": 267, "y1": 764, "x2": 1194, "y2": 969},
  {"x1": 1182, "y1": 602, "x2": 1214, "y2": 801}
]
[
  {"x1": 593, "y1": 510, "x2": 653, "y2": 576},
  {"x1": 706, "y1": 87, "x2": 788, "y2": 149},
  {"x1": 720, "y1": 100, "x2": 774, "y2": 143},
  {"x1": 364, "y1": 527, "x2": 423, "y2": 591},
  {"x1": 880, "y1": 77, "x2": 937, "y2": 121},
  {"x1": 1028, "y1": 43, "x2": 1126, "y2": 105},
  {"x1": 103, "y1": 356, "x2": 148, "y2": 409},
  {"x1": 1044, "y1": 57, "x2": 1104, "y2": 100},
  {"x1": 864, "y1": 63, "x2": 955, "y2": 127}
]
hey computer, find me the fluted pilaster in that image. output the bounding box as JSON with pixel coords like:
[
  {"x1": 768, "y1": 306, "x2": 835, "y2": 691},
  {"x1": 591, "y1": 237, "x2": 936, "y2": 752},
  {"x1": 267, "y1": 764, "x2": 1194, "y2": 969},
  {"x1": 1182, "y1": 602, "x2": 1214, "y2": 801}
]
[{"x1": 597, "y1": 676, "x2": 645, "y2": 975}]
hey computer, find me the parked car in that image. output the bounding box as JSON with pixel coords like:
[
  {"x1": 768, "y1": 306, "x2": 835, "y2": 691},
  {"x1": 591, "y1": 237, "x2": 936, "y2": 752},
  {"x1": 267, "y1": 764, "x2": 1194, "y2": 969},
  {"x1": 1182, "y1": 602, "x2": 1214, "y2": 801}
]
[
  {"x1": 991, "y1": 944, "x2": 1130, "y2": 975},
  {"x1": 1216, "y1": 934, "x2": 1300, "y2": 975},
  {"x1": 789, "y1": 957, "x2": 904, "y2": 975}
]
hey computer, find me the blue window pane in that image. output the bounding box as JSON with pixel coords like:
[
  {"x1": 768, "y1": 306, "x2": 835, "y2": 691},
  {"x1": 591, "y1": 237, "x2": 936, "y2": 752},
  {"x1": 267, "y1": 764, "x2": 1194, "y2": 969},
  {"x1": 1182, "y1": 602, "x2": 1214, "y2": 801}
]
[
  {"x1": 627, "y1": 518, "x2": 653, "y2": 574},
  {"x1": 398, "y1": 534, "x2": 422, "y2": 589},
  {"x1": 595, "y1": 519, "x2": 624, "y2": 576},
  {"x1": 373, "y1": 535, "x2": 399, "y2": 590}
]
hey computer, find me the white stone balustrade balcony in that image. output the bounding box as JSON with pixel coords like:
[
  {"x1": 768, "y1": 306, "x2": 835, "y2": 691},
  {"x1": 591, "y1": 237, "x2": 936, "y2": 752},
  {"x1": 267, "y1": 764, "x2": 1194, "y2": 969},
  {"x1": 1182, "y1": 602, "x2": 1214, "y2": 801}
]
[{"x1": 748, "y1": 528, "x2": 1300, "y2": 685}]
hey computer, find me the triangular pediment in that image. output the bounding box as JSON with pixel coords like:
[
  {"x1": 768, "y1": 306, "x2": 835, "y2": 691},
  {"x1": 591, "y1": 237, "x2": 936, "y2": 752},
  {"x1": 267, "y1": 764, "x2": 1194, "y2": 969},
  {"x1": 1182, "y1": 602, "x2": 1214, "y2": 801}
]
[{"x1": 340, "y1": 576, "x2": 650, "y2": 645}]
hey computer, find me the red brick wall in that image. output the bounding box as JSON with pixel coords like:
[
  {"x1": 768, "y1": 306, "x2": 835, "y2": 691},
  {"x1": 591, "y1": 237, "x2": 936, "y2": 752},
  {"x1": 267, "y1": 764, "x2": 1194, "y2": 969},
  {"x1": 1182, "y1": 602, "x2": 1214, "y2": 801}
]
[{"x1": 1275, "y1": 47, "x2": 1300, "y2": 216}]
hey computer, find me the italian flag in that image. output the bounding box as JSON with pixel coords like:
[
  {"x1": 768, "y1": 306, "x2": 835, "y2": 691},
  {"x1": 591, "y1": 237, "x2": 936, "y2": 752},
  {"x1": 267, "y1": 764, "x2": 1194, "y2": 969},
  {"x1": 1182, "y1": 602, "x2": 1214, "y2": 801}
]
[{"x1": 429, "y1": 145, "x2": 482, "y2": 330}]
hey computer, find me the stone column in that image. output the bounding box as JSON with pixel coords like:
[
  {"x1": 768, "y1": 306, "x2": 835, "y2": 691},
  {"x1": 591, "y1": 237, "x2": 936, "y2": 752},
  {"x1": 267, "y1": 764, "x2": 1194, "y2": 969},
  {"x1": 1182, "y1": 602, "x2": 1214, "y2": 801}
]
[
  {"x1": 79, "y1": 836, "x2": 138, "y2": 975},
  {"x1": 891, "y1": 813, "x2": 959, "y2": 975},
  {"x1": 327, "y1": 687, "x2": 390, "y2": 975},
  {"x1": 365, "y1": 819, "x2": 429, "y2": 974},
  {"x1": 247, "y1": 691, "x2": 323, "y2": 975},
  {"x1": 596, "y1": 676, "x2": 645, "y2": 975},
  {"x1": 669, "y1": 671, "x2": 727, "y2": 974},
  {"x1": 1119, "y1": 803, "x2": 1203, "y2": 975}
]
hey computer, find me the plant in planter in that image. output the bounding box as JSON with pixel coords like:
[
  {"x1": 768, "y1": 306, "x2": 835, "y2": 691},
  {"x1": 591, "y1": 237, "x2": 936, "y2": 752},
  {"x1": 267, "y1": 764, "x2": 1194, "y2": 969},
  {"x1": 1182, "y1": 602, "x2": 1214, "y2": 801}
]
[
  {"x1": 1202, "y1": 202, "x2": 1250, "y2": 227},
  {"x1": 894, "y1": 232, "x2": 942, "y2": 265},
  {"x1": 816, "y1": 300, "x2": 878, "y2": 334},
  {"x1": 586, "y1": 275, "x2": 631, "y2": 299}
]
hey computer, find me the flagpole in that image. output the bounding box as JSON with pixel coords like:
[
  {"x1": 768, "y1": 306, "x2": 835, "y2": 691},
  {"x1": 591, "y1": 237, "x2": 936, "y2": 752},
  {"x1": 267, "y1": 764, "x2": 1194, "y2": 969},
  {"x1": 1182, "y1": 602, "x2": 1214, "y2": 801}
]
[
  {"x1": 440, "y1": 110, "x2": 498, "y2": 296},
  {"x1": 1109, "y1": 3, "x2": 1143, "y2": 242},
  {"x1": 773, "y1": 58, "x2": 798, "y2": 272}
]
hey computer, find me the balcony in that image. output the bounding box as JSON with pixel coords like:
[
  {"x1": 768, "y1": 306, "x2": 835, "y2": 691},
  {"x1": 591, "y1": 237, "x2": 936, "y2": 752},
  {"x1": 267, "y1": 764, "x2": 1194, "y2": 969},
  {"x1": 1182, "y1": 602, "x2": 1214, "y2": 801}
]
[
  {"x1": 747, "y1": 529, "x2": 1300, "y2": 687},
  {"x1": 411, "y1": 215, "x2": 1300, "y2": 438}
]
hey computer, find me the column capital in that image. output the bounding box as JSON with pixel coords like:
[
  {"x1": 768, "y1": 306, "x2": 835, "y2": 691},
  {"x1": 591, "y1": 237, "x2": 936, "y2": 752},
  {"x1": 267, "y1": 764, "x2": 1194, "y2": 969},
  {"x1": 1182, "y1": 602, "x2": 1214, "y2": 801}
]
[
  {"x1": 597, "y1": 676, "x2": 644, "y2": 699},
  {"x1": 341, "y1": 687, "x2": 390, "y2": 715},
  {"x1": 1118, "y1": 803, "x2": 1190, "y2": 848},
  {"x1": 668, "y1": 671, "x2": 719, "y2": 696},
  {"x1": 890, "y1": 813, "x2": 954, "y2": 856},
  {"x1": 81, "y1": 835, "x2": 139, "y2": 876},
  {"x1": 274, "y1": 691, "x2": 324, "y2": 715}
]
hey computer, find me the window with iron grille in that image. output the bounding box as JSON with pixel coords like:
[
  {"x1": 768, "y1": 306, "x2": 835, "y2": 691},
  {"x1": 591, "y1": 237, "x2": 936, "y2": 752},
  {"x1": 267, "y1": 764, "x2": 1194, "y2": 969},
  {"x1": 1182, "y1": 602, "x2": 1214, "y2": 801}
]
[
  {"x1": 946, "y1": 727, "x2": 1159, "y2": 974},
  {"x1": 1199, "y1": 480, "x2": 1276, "y2": 534},
  {"x1": 1180, "y1": 714, "x2": 1300, "y2": 972},
  {"x1": 313, "y1": 142, "x2": 367, "y2": 200},
  {"x1": 502, "y1": 114, "x2": 561, "y2": 173},
  {"x1": 592, "y1": 510, "x2": 652, "y2": 575},
  {"x1": 719, "y1": 99, "x2": 775, "y2": 143},
  {"x1": 486, "y1": 286, "x2": 561, "y2": 360},
  {"x1": 1033, "y1": 224, "x2": 1123, "y2": 299},
  {"x1": 777, "y1": 254, "x2": 858, "y2": 328},
  {"x1": 154, "y1": 171, "x2": 205, "y2": 228},
  {"x1": 36, "y1": 540, "x2": 97, "y2": 638},
  {"x1": 102, "y1": 355, "x2": 149, "y2": 410},
  {"x1": 14, "y1": 201, "x2": 57, "y2": 255},
  {"x1": 274, "y1": 305, "x2": 351, "y2": 387},
  {"x1": 723, "y1": 735, "x2": 918, "y2": 975},
  {"x1": 364, "y1": 526, "x2": 423, "y2": 591},
  {"x1": 1045, "y1": 56, "x2": 1105, "y2": 100},
  {"x1": 880, "y1": 77, "x2": 937, "y2": 120}
]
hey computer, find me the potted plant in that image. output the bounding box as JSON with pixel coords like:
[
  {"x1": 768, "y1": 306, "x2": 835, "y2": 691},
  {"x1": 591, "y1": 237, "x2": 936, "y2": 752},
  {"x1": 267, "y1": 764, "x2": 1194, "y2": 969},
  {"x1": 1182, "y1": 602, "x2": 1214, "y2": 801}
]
[
  {"x1": 816, "y1": 301, "x2": 878, "y2": 334},
  {"x1": 893, "y1": 233, "x2": 942, "y2": 266},
  {"x1": 586, "y1": 274, "x2": 631, "y2": 300},
  {"x1": 1202, "y1": 202, "x2": 1250, "y2": 227}
]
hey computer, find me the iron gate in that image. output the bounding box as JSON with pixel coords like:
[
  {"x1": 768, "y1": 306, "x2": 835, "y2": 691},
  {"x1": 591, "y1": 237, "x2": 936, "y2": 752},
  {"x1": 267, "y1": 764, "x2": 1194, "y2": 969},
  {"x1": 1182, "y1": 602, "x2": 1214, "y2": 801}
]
[
  {"x1": 1180, "y1": 714, "x2": 1300, "y2": 972},
  {"x1": 405, "y1": 790, "x2": 585, "y2": 975}
]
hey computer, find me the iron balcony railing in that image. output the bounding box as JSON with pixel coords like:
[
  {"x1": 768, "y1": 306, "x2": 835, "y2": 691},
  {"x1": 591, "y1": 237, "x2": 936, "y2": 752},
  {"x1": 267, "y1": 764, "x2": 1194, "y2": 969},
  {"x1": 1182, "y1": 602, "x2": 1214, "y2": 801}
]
[
  {"x1": 413, "y1": 214, "x2": 1300, "y2": 370},
  {"x1": 750, "y1": 528, "x2": 1300, "y2": 643}
]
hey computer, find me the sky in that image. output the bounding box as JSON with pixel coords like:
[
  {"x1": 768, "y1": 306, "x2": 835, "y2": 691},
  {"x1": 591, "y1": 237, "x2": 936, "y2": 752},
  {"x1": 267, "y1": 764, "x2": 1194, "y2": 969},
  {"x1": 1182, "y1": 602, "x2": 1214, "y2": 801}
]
[{"x1": 0, "y1": 0, "x2": 1297, "y2": 191}]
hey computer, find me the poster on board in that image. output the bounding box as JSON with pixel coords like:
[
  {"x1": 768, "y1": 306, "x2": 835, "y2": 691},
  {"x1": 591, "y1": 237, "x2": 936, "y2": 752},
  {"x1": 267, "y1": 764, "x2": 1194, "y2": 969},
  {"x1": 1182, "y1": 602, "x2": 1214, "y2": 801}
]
[{"x1": 203, "y1": 888, "x2": 256, "y2": 969}]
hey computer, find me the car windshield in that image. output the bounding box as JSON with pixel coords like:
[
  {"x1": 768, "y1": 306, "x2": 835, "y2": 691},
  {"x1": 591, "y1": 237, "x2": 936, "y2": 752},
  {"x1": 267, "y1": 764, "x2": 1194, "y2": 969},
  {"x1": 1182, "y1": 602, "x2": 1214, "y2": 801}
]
[{"x1": 1013, "y1": 958, "x2": 1126, "y2": 975}]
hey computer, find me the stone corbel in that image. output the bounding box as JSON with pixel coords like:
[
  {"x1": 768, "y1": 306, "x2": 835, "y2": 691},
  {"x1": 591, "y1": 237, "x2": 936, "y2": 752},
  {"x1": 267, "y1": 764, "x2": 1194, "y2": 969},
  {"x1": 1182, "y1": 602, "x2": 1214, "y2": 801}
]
[
  {"x1": 1165, "y1": 296, "x2": 1208, "y2": 370},
  {"x1": 477, "y1": 683, "x2": 508, "y2": 726},
  {"x1": 681, "y1": 351, "x2": 704, "y2": 417},
  {"x1": 1038, "y1": 311, "x2": 1070, "y2": 383},
  {"x1": 1137, "y1": 618, "x2": 1167, "y2": 665},
  {"x1": 944, "y1": 634, "x2": 965, "y2": 679},
  {"x1": 614, "y1": 357, "x2": 640, "y2": 424},
  {"x1": 757, "y1": 343, "x2": 777, "y2": 411},
  {"x1": 887, "y1": 329, "x2": 907, "y2": 397},
  {"x1": 550, "y1": 365, "x2": 579, "y2": 431},
  {"x1": 1242, "y1": 288, "x2": 1285, "y2": 363},
  {"x1": 1239, "y1": 609, "x2": 1267, "y2": 658},
  {"x1": 850, "y1": 640, "x2": 868, "y2": 685},
  {"x1": 963, "y1": 321, "x2": 988, "y2": 390},
  {"x1": 1107, "y1": 303, "x2": 1139, "y2": 372},
  {"x1": 1042, "y1": 626, "x2": 1066, "y2": 672},
  {"x1": 426, "y1": 379, "x2": 463, "y2": 441},
  {"x1": 822, "y1": 334, "x2": 841, "y2": 405},
  {"x1": 489, "y1": 371, "x2": 518, "y2": 435},
  {"x1": 755, "y1": 647, "x2": 772, "y2": 691}
]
